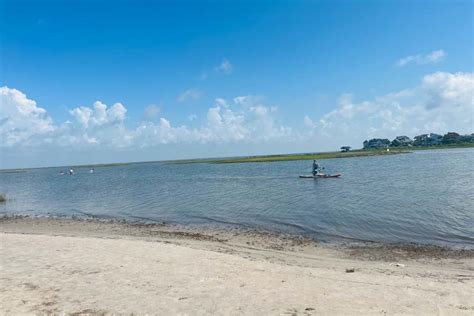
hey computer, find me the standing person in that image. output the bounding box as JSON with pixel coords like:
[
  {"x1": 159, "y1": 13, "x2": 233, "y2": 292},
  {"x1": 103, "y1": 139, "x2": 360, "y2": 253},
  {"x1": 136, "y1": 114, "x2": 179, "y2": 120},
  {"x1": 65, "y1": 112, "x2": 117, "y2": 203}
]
[{"x1": 312, "y1": 160, "x2": 319, "y2": 176}]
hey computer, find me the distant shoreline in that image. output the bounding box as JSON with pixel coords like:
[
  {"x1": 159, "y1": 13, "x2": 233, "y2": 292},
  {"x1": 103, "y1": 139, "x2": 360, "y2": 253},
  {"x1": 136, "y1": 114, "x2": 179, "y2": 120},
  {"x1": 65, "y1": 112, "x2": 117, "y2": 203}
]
[
  {"x1": 174, "y1": 149, "x2": 410, "y2": 164},
  {"x1": 174, "y1": 143, "x2": 474, "y2": 164},
  {"x1": 0, "y1": 143, "x2": 472, "y2": 171}
]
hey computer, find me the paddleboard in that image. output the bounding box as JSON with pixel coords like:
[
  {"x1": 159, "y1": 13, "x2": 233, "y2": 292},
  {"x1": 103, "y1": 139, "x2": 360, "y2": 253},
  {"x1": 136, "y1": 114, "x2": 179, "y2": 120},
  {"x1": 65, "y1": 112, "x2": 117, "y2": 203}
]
[{"x1": 299, "y1": 173, "x2": 341, "y2": 179}]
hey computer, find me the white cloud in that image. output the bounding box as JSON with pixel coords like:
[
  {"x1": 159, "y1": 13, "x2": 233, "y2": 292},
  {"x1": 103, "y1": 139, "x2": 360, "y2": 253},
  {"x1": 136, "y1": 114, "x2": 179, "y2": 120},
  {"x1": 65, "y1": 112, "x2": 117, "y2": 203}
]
[
  {"x1": 69, "y1": 101, "x2": 126, "y2": 127},
  {"x1": 108, "y1": 103, "x2": 127, "y2": 122},
  {"x1": 134, "y1": 99, "x2": 290, "y2": 145},
  {"x1": 0, "y1": 87, "x2": 291, "y2": 149},
  {"x1": 214, "y1": 98, "x2": 228, "y2": 107},
  {"x1": 425, "y1": 50, "x2": 446, "y2": 63},
  {"x1": 396, "y1": 49, "x2": 446, "y2": 67},
  {"x1": 304, "y1": 71, "x2": 473, "y2": 146},
  {"x1": 177, "y1": 88, "x2": 203, "y2": 102},
  {"x1": 215, "y1": 58, "x2": 233, "y2": 74},
  {"x1": 422, "y1": 71, "x2": 473, "y2": 109},
  {"x1": 1, "y1": 71, "x2": 471, "y2": 155},
  {"x1": 65, "y1": 101, "x2": 131, "y2": 148},
  {"x1": 0, "y1": 86, "x2": 55, "y2": 146},
  {"x1": 304, "y1": 115, "x2": 315, "y2": 128}
]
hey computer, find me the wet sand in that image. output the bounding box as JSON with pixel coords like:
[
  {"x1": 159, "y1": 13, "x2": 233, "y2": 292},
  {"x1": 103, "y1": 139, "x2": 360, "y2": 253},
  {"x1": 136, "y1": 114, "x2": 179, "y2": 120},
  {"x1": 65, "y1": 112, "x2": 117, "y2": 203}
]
[{"x1": 1, "y1": 216, "x2": 473, "y2": 315}]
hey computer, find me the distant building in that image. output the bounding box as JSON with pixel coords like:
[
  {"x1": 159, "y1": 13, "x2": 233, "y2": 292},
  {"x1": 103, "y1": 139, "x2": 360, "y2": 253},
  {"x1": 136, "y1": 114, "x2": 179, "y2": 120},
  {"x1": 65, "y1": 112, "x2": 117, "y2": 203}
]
[
  {"x1": 363, "y1": 138, "x2": 391, "y2": 149},
  {"x1": 413, "y1": 133, "x2": 443, "y2": 146},
  {"x1": 340, "y1": 146, "x2": 351, "y2": 152},
  {"x1": 362, "y1": 132, "x2": 472, "y2": 149},
  {"x1": 390, "y1": 136, "x2": 413, "y2": 147}
]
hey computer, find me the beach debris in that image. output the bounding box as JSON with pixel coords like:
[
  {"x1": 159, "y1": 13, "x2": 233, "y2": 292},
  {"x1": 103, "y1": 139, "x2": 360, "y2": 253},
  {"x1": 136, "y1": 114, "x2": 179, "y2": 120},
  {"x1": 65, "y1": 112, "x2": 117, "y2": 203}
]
[
  {"x1": 305, "y1": 307, "x2": 315, "y2": 311},
  {"x1": 345, "y1": 268, "x2": 355, "y2": 273},
  {"x1": 389, "y1": 263, "x2": 405, "y2": 268}
]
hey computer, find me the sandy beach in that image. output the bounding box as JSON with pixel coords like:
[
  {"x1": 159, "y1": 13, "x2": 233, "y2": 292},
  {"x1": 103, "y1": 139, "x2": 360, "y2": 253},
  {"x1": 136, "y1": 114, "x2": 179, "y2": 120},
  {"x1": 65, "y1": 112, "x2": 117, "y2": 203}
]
[{"x1": 1, "y1": 217, "x2": 473, "y2": 315}]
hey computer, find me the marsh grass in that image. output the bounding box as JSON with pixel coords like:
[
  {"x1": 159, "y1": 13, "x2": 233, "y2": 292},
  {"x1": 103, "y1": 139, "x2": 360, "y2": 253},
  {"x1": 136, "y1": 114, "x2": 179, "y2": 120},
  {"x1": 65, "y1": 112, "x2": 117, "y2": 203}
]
[
  {"x1": 171, "y1": 143, "x2": 473, "y2": 165},
  {"x1": 170, "y1": 149, "x2": 411, "y2": 164}
]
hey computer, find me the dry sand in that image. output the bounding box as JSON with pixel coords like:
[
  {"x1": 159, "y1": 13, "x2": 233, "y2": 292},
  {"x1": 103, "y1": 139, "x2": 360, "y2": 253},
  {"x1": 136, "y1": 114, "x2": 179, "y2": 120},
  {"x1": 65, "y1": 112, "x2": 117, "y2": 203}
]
[{"x1": 1, "y1": 217, "x2": 473, "y2": 315}]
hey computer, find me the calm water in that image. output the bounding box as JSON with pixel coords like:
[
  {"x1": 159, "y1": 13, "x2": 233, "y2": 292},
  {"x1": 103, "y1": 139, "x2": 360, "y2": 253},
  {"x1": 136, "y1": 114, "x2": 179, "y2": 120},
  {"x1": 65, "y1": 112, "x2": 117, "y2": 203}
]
[{"x1": 1, "y1": 149, "x2": 473, "y2": 248}]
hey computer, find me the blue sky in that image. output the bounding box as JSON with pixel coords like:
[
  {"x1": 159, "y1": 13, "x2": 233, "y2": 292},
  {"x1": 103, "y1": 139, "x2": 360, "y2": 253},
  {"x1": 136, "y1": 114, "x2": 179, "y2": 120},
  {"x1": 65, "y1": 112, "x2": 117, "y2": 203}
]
[{"x1": 1, "y1": 0, "x2": 473, "y2": 168}]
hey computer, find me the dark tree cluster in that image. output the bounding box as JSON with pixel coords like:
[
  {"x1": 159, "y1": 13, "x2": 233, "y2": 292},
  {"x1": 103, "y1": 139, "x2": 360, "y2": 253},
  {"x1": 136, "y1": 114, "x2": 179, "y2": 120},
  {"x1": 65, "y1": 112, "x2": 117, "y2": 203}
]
[{"x1": 363, "y1": 132, "x2": 474, "y2": 149}]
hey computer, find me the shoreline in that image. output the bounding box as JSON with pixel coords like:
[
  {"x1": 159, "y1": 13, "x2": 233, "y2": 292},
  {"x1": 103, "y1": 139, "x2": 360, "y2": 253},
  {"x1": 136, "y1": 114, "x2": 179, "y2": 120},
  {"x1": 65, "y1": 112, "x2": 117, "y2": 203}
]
[
  {"x1": 2, "y1": 215, "x2": 473, "y2": 254},
  {"x1": 1, "y1": 216, "x2": 473, "y2": 314},
  {"x1": 171, "y1": 145, "x2": 474, "y2": 164},
  {"x1": 1, "y1": 145, "x2": 472, "y2": 171}
]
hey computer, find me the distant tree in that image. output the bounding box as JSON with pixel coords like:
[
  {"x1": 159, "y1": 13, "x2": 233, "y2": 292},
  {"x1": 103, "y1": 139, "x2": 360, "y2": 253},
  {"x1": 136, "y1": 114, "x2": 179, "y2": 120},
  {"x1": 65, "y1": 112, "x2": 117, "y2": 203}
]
[
  {"x1": 442, "y1": 132, "x2": 461, "y2": 144},
  {"x1": 340, "y1": 146, "x2": 351, "y2": 152}
]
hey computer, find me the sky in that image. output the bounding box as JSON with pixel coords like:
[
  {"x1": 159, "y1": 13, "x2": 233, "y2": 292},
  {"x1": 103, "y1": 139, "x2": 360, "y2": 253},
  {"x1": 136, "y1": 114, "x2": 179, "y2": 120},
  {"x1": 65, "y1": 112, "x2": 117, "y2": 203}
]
[{"x1": 0, "y1": 0, "x2": 473, "y2": 168}]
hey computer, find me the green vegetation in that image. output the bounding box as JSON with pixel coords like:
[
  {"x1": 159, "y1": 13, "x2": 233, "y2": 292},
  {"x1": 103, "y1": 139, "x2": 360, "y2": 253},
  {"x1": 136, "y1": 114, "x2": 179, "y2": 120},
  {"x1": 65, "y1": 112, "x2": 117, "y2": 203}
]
[
  {"x1": 214, "y1": 150, "x2": 410, "y2": 163},
  {"x1": 172, "y1": 143, "x2": 473, "y2": 164},
  {"x1": 173, "y1": 149, "x2": 411, "y2": 164}
]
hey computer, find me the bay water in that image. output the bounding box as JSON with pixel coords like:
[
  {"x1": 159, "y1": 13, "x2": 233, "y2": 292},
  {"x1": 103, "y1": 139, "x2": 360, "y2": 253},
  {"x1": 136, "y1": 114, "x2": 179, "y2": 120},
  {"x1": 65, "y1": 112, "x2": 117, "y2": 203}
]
[{"x1": 1, "y1": 148, "x2": 473, "y2": 248}]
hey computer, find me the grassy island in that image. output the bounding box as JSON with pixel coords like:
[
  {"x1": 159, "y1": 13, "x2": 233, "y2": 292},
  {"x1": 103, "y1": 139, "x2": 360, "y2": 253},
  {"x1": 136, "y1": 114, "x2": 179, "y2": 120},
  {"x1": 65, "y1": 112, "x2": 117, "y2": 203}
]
[{"x1": 172, "y1": 143, "x2": 474, "y2": 164}]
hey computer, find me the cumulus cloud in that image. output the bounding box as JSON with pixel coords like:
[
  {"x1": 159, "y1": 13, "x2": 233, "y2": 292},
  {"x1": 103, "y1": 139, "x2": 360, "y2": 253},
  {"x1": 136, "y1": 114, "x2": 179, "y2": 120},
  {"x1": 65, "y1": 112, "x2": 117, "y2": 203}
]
[
  {"x1": 133, "y1": 97, "x2": 291, "y2": 145},
  {"x1": 215, "y1": 58, "x2": 233, "y2": 74},
  {"x1": 1, "y1": 71, "x2": 471, "y2": 154},
  {"x1": 422, "y1": 71, "x2": 473, "y2": 109},
  {"x1": 69, "y1": 101, "x2": 126, "y2": 127},
  {"x1": 177, "y1": 88, "x2": 203, "y2": 102},
  {"x1": 0, "y1": 86, "x2": 55, "y2": 146},
  {"x1": 65, "y1": 101, "x2": 131, "y2": 148},
  {"x1": 396, "y1": 49, "x2": 446, "y2": 67},
  {"x1": 0, "y1": 87, "x2": 291, "y2": 149},
  {"x1": 304, "y1": 71, "x2": 473, "y2": 145}
]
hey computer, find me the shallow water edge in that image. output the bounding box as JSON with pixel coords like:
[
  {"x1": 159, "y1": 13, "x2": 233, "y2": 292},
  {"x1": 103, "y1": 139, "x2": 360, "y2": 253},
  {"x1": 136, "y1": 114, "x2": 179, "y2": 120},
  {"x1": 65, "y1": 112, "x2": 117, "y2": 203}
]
[{"x1": 2, "y1": 215, "x2": 473, "y2": 260}]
